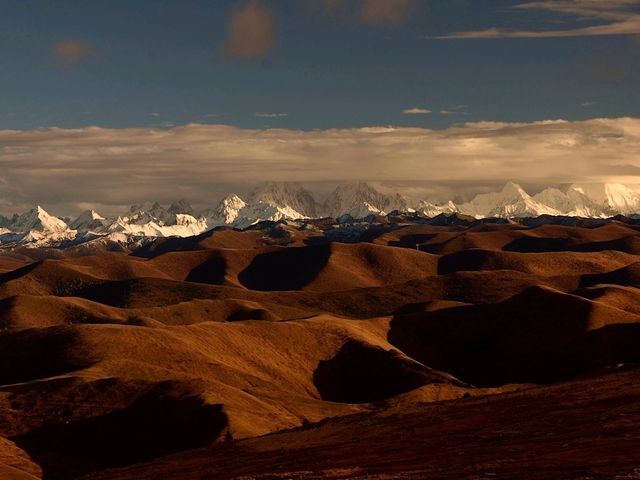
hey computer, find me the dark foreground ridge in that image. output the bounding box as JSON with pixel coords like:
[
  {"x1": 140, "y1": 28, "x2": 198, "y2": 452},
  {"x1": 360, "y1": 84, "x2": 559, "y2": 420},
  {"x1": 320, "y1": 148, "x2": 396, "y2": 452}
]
[
  {"x1": 0, "y1": 219, "x2": 639, "y2": 479},
  {"x1": 87, "y1": 367, "x2": 640, "y2": 480}
]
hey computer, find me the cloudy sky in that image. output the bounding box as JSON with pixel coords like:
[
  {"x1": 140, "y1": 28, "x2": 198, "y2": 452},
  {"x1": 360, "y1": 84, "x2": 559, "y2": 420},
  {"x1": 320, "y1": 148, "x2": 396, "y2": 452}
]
[{"x1": 1, "y1": 0, "x2": 639, "y2": 214}]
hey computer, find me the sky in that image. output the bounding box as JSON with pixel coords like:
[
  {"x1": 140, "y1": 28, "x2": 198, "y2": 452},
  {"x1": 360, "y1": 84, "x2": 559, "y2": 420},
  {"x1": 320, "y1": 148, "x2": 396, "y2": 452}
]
[{"x1": 1, "y1": 0, "x2": 639, "y2": 214}]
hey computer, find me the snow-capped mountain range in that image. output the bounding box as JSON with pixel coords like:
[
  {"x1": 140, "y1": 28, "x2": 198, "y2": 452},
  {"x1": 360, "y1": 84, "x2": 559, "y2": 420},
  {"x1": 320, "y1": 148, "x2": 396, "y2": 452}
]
[{"x1": 1, "y1": 181, "x2": 639, "y2": 247}]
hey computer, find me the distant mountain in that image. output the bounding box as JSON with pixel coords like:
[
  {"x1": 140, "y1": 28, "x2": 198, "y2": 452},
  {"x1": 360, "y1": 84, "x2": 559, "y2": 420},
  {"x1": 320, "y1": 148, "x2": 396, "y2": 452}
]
[
  {"x1": 232, "y1": 202, "x2": 303, "y2": 230},
  {"x1": 458, "y1": 182, "x2": 562, "y2": 218},
  {"x1": 2, "y1": 181, "x2": 640, "y2": 248},
  {"x1": 569, "y1": 183, "x2": 640, "y2": 215},
  {"x1": 323, "y1": 182, "x2": 406, "y2": 218},
  {"x1": 249, "y1": 182, "x2": 319, "y2": 218},
  {"x1": 167, "y1": 200, "x2": 195, "y2": 217},
  {"x1": 105, "y1": 213, "x2": 207, "y2": 238},
  {"x1": 127, "y1": 202, "x2": 173, "y2": 226},
  {"x1": 69, "y1": 210, "x2": 108, "y2": 232},
  {"x1": 415, "y1": 200, "x2": 458, "y2": 218},
  {"x1": 0, "y1": 206, "x2": 76, "y2": 246},
  {"x1": 11, "y1": 206, "x2": 71, "y2": 233},
  {"x1": 203, "y1": 194, "x2": 247, "y2": 226},
  {"x1": 532, "y1": 186, "x2": 605, "y2": 218},
  {"x1": 386, "y1": 193, "x2": 412, "y2": 214}
]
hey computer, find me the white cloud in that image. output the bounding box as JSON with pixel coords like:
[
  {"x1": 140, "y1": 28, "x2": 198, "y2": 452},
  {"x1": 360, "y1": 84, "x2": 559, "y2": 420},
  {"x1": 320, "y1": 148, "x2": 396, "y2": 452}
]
[
  {"x1": 403, "y1": 107, "x2": 432, "y2": 114},
  {"x1": 0, "y1": 118, "x2": 639, "y2": 214}
]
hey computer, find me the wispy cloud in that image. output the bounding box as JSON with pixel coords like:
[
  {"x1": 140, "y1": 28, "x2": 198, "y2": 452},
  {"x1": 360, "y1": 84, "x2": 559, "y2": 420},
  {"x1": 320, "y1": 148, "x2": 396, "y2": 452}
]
[
  {"x1": 440, "y1": 106, "x2": 470, "y2": 116},
  {"x1": 52, "y1": 41, "x2": 97, "y2": 63},
  {"x1": 255, "y1": 112, "x2": 288, "y2": 118},
  {"x1": 437, "y1": 0, "x2": 640, "y2": 39},
  {"x1": 403, "y1": 107, "x2": 432, "y2": 114},
  {"x1": 220, "y1": 1, "x2": 275, "y2": 59},
  {"x1": 0, "y1": 118, "x2": 638, "y2": 214}
]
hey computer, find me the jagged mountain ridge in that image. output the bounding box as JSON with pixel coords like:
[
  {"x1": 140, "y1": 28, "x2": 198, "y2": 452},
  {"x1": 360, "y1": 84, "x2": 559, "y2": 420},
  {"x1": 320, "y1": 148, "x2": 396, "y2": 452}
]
[
  {"x1": 458, "y1": 182, "x2": 562, "y2": 219},
  {"x1": 202, "y1": 194, "x2": 247, "y2": 226},
  {"x1": 250, "y1": 182, "x2": 319, "y2": 218},
  {"x1": 1, "y1": 181, "x2": 640, "y2": 247}
]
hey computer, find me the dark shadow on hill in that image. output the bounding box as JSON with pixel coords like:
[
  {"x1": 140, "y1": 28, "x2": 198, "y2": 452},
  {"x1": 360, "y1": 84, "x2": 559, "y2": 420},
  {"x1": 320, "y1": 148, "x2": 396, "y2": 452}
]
[
  {"x1": 72, "y1": 280, "x2": 134, "y2": 308},
  {"x1": 303, "y1": 224, "x2": 396, "y2": 246},
  {"x1": 226, "y1": 307, "x2": 277, "y2": 322},
  {"x1": 0, "y1": 260, "x2": 100, "y2": 298},
  {"x1": 313, "y1": 340, "x2": 456, "y2": 403},
  {"x1": 12, "y1": 381, "x2": 228, "y2": 480},
  {"x1": 73, "y1": 278, "x2": 222, "y2": 308},
  {"x1": 302, "y1": 235, "x2": 332, "y2": 246},
  {"x1": 0, "y1": 261, "x2": 43, "y2": 285},
  {"x1": 388, "y1": 233, "x2": 440, "y2": 249},
  {"x1": 437, "y1": 250, "x2": 492, "y2": 275},
  {"x1": 503, "y1": 237, "x2": 570, "y2": 253},
  {"x1": 185, "y1": 253, "x2": 227, "y2": 285},
  {"x1": 0, "y1": 327, "x2": 91, "y2": 385},
  {"x1": 238, "y1": 244, "x2": 332, "y2": 291},
  {"x1": 580, "y1": 262, "x2": 640, "y2": 288},
  {"x1": 504, "y1": 236, "x2": 640, "y2": 254},
  {"x1": 388, "y1": 286, "x2": 640, "y2": 387}
]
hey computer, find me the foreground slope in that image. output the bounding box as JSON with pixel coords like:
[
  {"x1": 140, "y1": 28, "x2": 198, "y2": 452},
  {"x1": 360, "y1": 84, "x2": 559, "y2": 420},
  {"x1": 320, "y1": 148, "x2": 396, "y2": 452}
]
[
  {"x1": 0, "y1": 222, "x2": 639, "y2": 479},
  {"x1": 86, "y1": 367, "x2": 640, "y2": 480}
]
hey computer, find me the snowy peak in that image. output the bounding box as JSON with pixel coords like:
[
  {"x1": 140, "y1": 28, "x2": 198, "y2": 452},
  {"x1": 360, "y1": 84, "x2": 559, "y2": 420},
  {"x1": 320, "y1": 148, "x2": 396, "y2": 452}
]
[
  {"x1": 501, "y1": 181, "x2": 529, "y2": 199},
  {"x1": 249, "y1": 182, "x2": 319, "y2": 218},
  {"x1": 231, "y1": 202, "x2": 297, "y2": 229},
  {"x1": 569, "y1": 183, "x2": 640, "y2": 215},
  {"x1": 459, "y1": 182, "x2": 561, "y2": 219},
  {"x1": 11, "y1": 206, "x2": 71, "y2": 233},
  {"x1": 73, "y1": 201, "x2": 209, "y2": 240},
  {"x1": 174, "y1": 214, "x2": 201, "y2": 226},
  {"x1": 204, "y1": 194, "x2": 247, "y2": 225},
  {"x1": 458, "y1": 181, "x2": 640, "y2": 219},
  {"x1": 0, "y1": 205, "x2": 77, "y2": 246},
  {"x1": 70, "y1": 210, "x2": 107, "y2": 231},
  {"x1": 416, "y1": 200, "x2": 458, "y2": 218},
  {"x1": 323, "y1": 182, "x2": 406, "y2": 218},
  {"x1": 128, "y1": 201, "x2": 172, "y2": 225},
  {"x1": 533, "y1": 186, "x2": 606, "y2": 217},
  {"x1": 2, "y1": 181, "x2": 640, "y2": 248},
  {"x1": 340, "y1": 202, "x2": 384, "y2": 221}
]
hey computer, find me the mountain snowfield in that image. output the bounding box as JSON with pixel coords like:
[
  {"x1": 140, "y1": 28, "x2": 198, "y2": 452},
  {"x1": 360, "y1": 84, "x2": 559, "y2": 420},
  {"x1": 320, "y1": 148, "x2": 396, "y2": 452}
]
[{"x1": 1, "y1": 181, "x2": 639, "y2": 247}]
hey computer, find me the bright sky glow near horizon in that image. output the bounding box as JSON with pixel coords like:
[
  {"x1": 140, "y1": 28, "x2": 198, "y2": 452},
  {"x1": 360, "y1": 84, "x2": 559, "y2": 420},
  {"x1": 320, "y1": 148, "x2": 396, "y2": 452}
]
[{"x1": 0, "y1": 0, "x2": 639, "y2": 214}]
